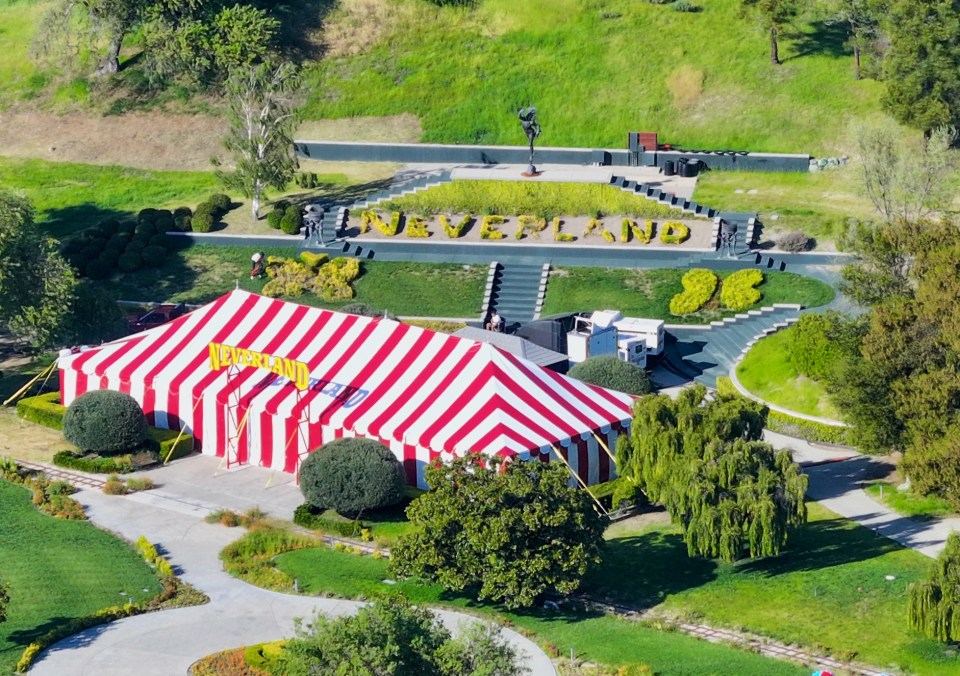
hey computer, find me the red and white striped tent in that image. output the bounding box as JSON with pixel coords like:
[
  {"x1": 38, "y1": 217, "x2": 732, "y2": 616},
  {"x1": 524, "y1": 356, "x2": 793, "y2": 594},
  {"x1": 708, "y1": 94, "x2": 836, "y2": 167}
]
[{"x1": 59, "y1": 289, "x2": 633, "y2": 487}]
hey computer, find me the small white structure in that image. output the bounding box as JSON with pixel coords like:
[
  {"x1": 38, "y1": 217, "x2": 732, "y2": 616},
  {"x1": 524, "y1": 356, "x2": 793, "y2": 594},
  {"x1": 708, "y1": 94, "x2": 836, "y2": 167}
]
[
  {"x1": 613, "y1": 317, "x2": 665, "y2": 357},
  {"x1": 567, "y1": 310, "x2": 648, "y2": 368}
]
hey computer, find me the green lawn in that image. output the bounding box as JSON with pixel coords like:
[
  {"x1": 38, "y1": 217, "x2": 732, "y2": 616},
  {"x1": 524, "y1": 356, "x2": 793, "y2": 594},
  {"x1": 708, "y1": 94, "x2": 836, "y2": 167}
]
[
  {"x1": 0, "y1": 156, "x2": 219, "y2": 239},
  {"x1": 864, "y1": 482, "x2": 957, "y2": 521},
  {"x1": 274, "y1": 547, "x2": 806, "y2": 676},
  {"x1": 541, "y1": 268, "x2": 835, "y2": 324},
  {"x1": 104, "y1": 243, "x2": 487, "y2": 317},
  {"x1": 735, "y1": 328, "x2": 842, "y2": 420},
  {"x1": 0, "y1": 479, "x2": 161, "y2": 672},
  {"x1": 586, "y1": 503, "x2": 955, "y2": 675},
  {"x1": 306, "y1": 0, "x2": 883, "y2": 154},
  {"x1": 692, "y1": 169, "x2": 878, "y2": 242}
]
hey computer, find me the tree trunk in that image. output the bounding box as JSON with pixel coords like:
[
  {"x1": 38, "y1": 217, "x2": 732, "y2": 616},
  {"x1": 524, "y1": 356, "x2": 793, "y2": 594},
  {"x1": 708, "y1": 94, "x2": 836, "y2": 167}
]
[
  {"x1": 770, "y1": 26, "x2": 781, "y2": 65},
  {"x1": 854, "y1": 43, "x2": 862, "y2": 80},
  {"x1": 252, "y1": 192, "x2": 261, "y2": 221},
  {"x1": 94, "y1": 36, "x2": 122, "y2": 77}
]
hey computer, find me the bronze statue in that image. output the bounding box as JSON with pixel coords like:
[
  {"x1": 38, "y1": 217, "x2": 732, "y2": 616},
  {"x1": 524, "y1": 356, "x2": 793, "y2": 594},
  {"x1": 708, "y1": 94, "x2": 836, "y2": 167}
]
[{"x1": 518, "y1": 107, "x2": 541, "y2": 175}]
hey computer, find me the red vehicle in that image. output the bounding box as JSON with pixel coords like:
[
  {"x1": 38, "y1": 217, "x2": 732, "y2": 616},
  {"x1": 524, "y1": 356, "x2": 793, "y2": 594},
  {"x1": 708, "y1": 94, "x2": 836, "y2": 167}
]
[{"x1": 128, "y1": 303, "x2": 187, "y2": 332}]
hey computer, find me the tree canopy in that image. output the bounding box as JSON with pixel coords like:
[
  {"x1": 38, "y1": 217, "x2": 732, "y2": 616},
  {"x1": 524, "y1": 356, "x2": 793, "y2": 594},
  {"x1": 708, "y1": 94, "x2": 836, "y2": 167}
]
[
  {"x1": 280, "y1": 595, "x2": 526, "y2": 676},
  {"x1": 617, "y1": 386, "x2": 807, "y2": 562},
  {"x1": 0, "y1": 192, "x2": 76, "y2": 349},
  {"x1": 390, "y1": 454, "x2": 606, "y2": 609},
  {"x1": 567, "y1": 356, "x2": 653, "y2": 396},
  {"x1": 910, "y1": 532, "x2": 960, "y2": 643}
]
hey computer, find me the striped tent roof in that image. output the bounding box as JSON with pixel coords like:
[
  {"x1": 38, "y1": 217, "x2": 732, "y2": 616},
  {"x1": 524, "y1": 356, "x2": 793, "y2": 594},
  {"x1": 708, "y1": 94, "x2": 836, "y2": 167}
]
[{"x1": 59, "y1": 290, "x2": 633, "y2": 456}]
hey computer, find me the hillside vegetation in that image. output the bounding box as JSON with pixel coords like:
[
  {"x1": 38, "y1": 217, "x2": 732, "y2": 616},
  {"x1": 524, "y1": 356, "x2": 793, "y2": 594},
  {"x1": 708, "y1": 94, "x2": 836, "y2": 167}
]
[{"x1": 2, "y1": 0, "x2": 882, "y2": 155}]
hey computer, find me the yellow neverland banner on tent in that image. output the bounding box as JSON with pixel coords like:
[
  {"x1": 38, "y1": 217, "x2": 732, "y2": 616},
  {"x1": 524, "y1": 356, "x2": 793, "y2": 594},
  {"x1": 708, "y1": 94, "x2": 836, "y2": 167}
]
[{"x1": 208, "y1": 342, "x2": 310, "y2": 390}]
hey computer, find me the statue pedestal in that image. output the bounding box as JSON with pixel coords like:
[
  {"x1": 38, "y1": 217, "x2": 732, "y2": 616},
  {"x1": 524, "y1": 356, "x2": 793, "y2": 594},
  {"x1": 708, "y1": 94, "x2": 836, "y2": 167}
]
[{"x1": 521, "y1": 165, "x2": 540, "y2": 177}]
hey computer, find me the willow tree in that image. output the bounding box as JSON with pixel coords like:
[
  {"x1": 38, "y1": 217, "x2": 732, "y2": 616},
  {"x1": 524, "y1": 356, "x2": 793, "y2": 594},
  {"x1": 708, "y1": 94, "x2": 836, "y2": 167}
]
[
  {"x1": 618, "y1": 385, "x2": 807, "y2": 562},
  {"x1": 910, "y1": 532, "x2": 960, "y2": 642}
]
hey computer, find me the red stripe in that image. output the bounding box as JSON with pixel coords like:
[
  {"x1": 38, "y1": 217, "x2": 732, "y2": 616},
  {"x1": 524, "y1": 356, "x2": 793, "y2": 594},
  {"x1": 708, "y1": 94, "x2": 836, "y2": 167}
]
[
  {"x1": 597, "y1": 431, "x2": 610, "y2": 482},
  {"x1": 577, "y1": 439, "x2": 590, "y2": 485}
]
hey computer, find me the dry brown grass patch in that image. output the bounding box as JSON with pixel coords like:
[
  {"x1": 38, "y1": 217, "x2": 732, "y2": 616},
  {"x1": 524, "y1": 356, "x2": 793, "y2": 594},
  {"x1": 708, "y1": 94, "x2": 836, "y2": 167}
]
[
  {"x1": 667, "y1": 66, "x2": 705, "y2": 110},
  {"x1": 323, "y1": 0, "x2": 439, "y2": 57}
]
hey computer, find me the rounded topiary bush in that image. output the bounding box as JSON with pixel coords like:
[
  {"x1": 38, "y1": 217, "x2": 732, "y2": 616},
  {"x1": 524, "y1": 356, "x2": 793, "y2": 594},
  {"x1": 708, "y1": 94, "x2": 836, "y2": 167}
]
[
  {"x1": 125, "y1": 239, "x2": 147, "y2": 254},
  {"x1": 137, "y1": 208, "x2": 159, "y2": 224},
  {"x1": 118, "y1": 221, "x2": 137, "y2": 235},
  {"x1": 149, "y1": 233, "x2": 170, "y2": 249},
  {"x1": 280, "y1": 205, "x2": 303, "y2": 235},
  {"x1": 141, "y1": 245, "x2": 167, "y2": 267},
  {"x1": 209, "y1": 193, "x2": 232, "y2": 213},
  {"x1": 95, "y1": 219, "x2": 120, "y2": 236},
  {"x1": 299, "y1": 438, "x2": 405, "y2": 515},
  {"x1": 63, "y1": 389, "x2": 148, "y2": 453},
  {"x1": 192, "y1": 202, "x2": 216, "y2": 232},
  {"x1": 173, "y1": 206, "x2": 193, "y2": 232},
  {"x1": 118, "y1": 252, "x2": 143, "y2": 273},
  {"x1": 135, "y1": 221, "x2": 155, "y2": 237},
  {"x1": 778, "y1": 230, "x2": 811, "y2": 253},
  {"x1": 154, "y1": 214, "x2": 175, "y2": 233},
  {"x1": 97, "y1": 250, "x2": 120, "y2": 267},
  {"x1": 567, "y1": 356, "x2": 653, "y2": 396}
]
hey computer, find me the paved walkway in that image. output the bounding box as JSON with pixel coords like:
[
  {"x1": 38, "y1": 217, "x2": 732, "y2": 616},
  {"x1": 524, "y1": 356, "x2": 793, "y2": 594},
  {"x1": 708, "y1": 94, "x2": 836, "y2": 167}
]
[{"x1": 29, "y1": 484, "x2": 557, "y2": 676}]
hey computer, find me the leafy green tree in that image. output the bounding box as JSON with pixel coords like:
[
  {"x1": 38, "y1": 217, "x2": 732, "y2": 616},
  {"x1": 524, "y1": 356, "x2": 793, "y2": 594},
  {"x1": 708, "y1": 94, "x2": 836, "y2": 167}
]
[
  {"x1": 787, "y1": 312, "x2": 866, "y2": 382},
  {"x1": 214, "y1": 61, "x2": 300, "y2": 220},
  {"x1": 617, "y1": 386, "x2": 807, "y2": 562},
  {"x1": 0, "y1": 192, "x2": 77, "y2": 349},
  {"x1": 902, "y1": 427, "x2": 960, "y2": 510},
  {"x1": 568, "y1": 356, "x2": 652, "y2": 395},
  {"x1": 820, "y1": 0, "x2": 880, "y2": 79},
  {"x1": 279, "y1": 595, "x2": 526, "y2": 676},
  {"x1": 740, "y1": 0, "x2": 798, "y2": 64},
  {"x1": 910, "y1": 532, "x2": 960, "y2": 641},
  {"x1": 882, "y1": 0, "x2": 960, "y2": 132},
  {"x1": 391, "y1": 454, "x2": 606, "y2": 609},
  {"x1": 0, "y1": 581, "x2": 8, "y2": 623},
  {"x1": 299, "y1": 438, "x2": 405, "y2": 516},
  {"x1": 64, "y1": 282, "x2": 127, "y2": 345}
]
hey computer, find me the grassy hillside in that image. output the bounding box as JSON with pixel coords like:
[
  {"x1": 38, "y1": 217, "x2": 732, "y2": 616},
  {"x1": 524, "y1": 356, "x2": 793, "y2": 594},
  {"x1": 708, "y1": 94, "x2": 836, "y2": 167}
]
[{"x1": 305, "y1": 0, "x2": 883, "y2": 153}]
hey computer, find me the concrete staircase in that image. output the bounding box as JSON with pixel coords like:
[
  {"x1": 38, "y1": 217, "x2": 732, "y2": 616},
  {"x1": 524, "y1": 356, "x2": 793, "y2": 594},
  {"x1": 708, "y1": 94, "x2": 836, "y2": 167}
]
[
  {"x1": 661, "y1": 304, "x2": 802, "y2": 388},
  {"x1": 481, "y1": 261, "x2": 550, "y2": 327},
  {"x1": 350, "y1": 170, "x2": 453, "y2": 210},
  {"x1": 609, "y1": 175, "x2": 719, "y2": 219}
]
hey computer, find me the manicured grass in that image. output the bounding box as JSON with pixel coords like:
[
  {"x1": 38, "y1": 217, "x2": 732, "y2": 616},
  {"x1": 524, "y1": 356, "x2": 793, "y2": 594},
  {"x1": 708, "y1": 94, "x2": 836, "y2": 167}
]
[
  {"x1": 0, "y1": 1, "x2": 47, "y2": 106},
  {"x1": 735, "y1": 328, "x2": 842, "y2": 420},
  {"x1": 541, "y1": 268, "x2": 835, "y2": 324},
  {"x1": 693, "y1": 170, "x2": 877, "y2": 242},
  {"x1": 306, "y1": 0, "x2": 883, "y2": 154},
  {"x1": 0, "y1": 157, "x2": 220, "y2": 239},
  {"x1": 0, "y1": 479, "x2": 161, "y2": 672},
  {"x1": 864, "y1": 482, "x2": 956, "y2": 521},
  {"x1": 274, "y1": 546, "x2": 806, "y2": 675},
  {"x1": 382, "y1": 181, "x2": 687, "y2": 219},
  {"x1": 102, "y1": 243, "x2": 486, "y2": 317},
  {"x1": 586, "y1": 502, "x2": 956, "y2": 675}
]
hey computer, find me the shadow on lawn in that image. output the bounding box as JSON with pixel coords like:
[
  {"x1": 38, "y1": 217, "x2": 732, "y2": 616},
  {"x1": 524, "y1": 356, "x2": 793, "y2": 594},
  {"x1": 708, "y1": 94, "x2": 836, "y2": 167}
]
[
  {"x1": 8, "y1": 615, "x2": 113, "y2": 653},
  {"x1": 785, "y1": 21, "x2": 850, "y2": 61},
  {"x1": 583, "y1": 531, "x2": 717, "y2": 608},
  {"x1": 39, "y1": 205, "x2": 133, "y2": 240},
  {"x1": 737, "y1": 516, "x2": 901, "y2": 577}
]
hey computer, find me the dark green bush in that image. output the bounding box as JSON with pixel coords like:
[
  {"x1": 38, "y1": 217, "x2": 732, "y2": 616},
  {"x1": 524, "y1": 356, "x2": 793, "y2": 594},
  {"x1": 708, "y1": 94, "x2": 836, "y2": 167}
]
[
  {"x1": 17, "y1": 392, "x2": 66, "y2": 430},
  {"x1": 141, "y1": 245, "x2": 167, "y2": 267},
  {"x1": 67, "y1": 254, "x2": 88, "y2": 272},
  {"x1": 104, "y1": 235, "x2": 129, "y2": 252},
  {"x1": 125, "y1": 239, "x2": 147, "y2": 254},
  {"x1": 292, "y1": 504, "x2": 365, "y2": 537},
  {"x1": 299, "y1": 438, "x2": 405, "y2": 515},
  {"x1": 568, "y1": 356, "x2": 653, "y2": 395},
  {"x1": 79, "y1": 245, "x2": 102, "y2": 261},
  {"x1": 97, "y1": 250, "x2": 119, "y2": 267},
  {"x1": 148, "y1": 233, "x2": 170, "y2": 249},
  {"x1": 280, "y1": 205, "x2": 303, "y2": 235},
  {"x1": 144, "y1": 428, "x2": 195, "y2": 461},
  {"x1": 788, "y1": 313, "x2": 863, "y2": 382},
  {"x1": 118, "y1": 220, "x2": 137, "y2": 235},
  {"x1": 135, "y1": 221, "x2": 155, "y2": 236},
  {"x1": 118, "y1": 252, "x2": 143, "y2": 272},
  {"x1": 95, "y1": 219, "x2": 120, "y2": 236},
  {"x1": 209, "y1": 193, "x2": 232, "y2": 213},
  {"x1": 266, "y1": 206, "x2": 285, "y2": 229},
  {"x1": 84, "y1": 259, "x2": 112, "y2": 280},
  {"x1": 154, "y1": 215, "x2": 175, "y2": 233},
  {"x1": 53, "y1": 450, "x2": 134, "y2": 474},
  {"x1": 173, "y1": 206, "x2": 193, "y2": 232},
  {"x1": 192, "y1": 202, "x2": 216, "y2": 232},
  {"x1": 138, "y1": 208, "x2": 158, "y2": 224},
  {"x1": 61, "y1": 238, "x2": 84, "y2": 255},
  {"x1": 62, "y1": 389, "x2": 148, "y2": 453}
]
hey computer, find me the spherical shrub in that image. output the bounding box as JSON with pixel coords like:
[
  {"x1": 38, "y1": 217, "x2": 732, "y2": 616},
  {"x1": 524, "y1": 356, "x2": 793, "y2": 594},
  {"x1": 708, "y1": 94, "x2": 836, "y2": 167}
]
[
  {"x1": 568, "y1": 356, "x2": 653, "y2": 396},
  {"x1": 61, "y1": 238, "x2": 84, "y2": 255},
  {"x1": 173, "y1": 206, "x2": 193, "y2": 232},
  {"x1": 118, "y1": 221, "x2": 137, "y2": 235},
  {"x1": 154, "y1": 214, "x2": 175, "y2": 233},
  {"x1": 63, "y1": 389, "x2": 147, "y2": 453},
  {"x1": 104, "y1": 235, "x2": 128, "y2": 252},
  {"x1": 125, "y1": 239, "x2": 147, "y2": 254},
  {"x1": 67, "y1": 254, "x2": 89, "y2": 273},
  {"x1": 280, "y1": 205, "x2": 303, "y2": 235},
  {"x1": 192, "y1": 202, "x2": 216, "y2": 232},
  {"x1": 149, "y1": 233, "x2": 170, "y2": 249},
  {"x1": 135, "y1": 221, "x2": 155, "y2": 236},
  {"x1": 141, "y1": 245, "x2": 167, "y2": 267},
  {"x1": 209, "y1": 193, "x2": 232, "y2": 213},
  {"x1": 299, "y1": 438, "x2": 405, "y2": 515},
  {"x1": 98, "y1": 249, "x2": 119, "y2": 267},
  {"x1": 266, "y1": 209, "x2": 284, "y2": 229},
  {"x1": 118, "y1": 252, "x2": 143, "y2": 273},
  {"x1": 95, "y1": 219, "x2": 120, "y2": 236},
  {"x1": 778, "y1": 230, "x2": 811, "y2": 253},
  {"x1": 137, "y1": 208, "x2": 158, "y2": 224},
  {"x1": 79, "y1": 245, "x2": 102, "y2": 261},
  {"x1": 84, "y1": 259, "x2": 112, "y2": 280}
]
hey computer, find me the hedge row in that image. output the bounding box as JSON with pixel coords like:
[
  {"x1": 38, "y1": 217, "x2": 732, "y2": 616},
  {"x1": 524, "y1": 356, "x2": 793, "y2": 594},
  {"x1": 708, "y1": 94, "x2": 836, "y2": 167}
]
[
  {"x1": 145, "y1": 427, "x2": 195, "y2": 462},
  {"x1": 53, "y1": 450, "x2": 136, "y2": 474},
  {"x1": 16, "y1": 391, "x2": 65, "y2": 430},
  {"x1": 660, "y1": 221, "x2": 690, "y2": 244},
  {"x1": 715, "y1": 377, "x2": 852, "y2": 445},
  {"x1": 588, "y1": 476, "x2": 647, "y2": 509},
  {"x1": 669, "y1": 268, "x2": 718, "y2": 315},
  {"x1": 292, "y1": 503, "x2": 365, "y2": 537}
]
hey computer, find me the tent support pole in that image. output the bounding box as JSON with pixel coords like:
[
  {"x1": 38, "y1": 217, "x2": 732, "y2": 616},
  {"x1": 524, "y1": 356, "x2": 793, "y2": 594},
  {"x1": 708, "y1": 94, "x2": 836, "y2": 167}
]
[
  {"x1": 591, "y1": 431, "x2": 618, "y2": 468},
  {"x1": 3, "y1": 361, "x2": 57, "y2": 406},
  {"x1": 551, "y1": 444, "x2": 608, "y2": 516},
  {"x1": 164, "y1": 396, "x2": 204, "y2": 465}
]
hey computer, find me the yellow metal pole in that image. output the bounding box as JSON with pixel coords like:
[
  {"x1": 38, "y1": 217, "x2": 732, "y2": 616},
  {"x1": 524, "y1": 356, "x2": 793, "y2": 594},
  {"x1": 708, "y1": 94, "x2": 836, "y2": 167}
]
[
  {"x1": 2, "y1": 361, "x2": 56, "y2": 406},
  {"x1": 164, "y1": 396, "x2": 204, "y2": 465},
  {"x1": 551, "y1": 444, "x2": 608, "y2": 516}
]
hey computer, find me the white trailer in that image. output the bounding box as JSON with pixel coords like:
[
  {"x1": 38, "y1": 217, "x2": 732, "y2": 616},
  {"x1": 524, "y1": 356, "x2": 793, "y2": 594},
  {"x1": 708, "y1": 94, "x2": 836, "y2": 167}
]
[
  {"x1": 566, "y1": 310, "x2": 648, "y2": 368},
  {"x1": 613, "y1": 317, "x2": 665, "y2": 357}
]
